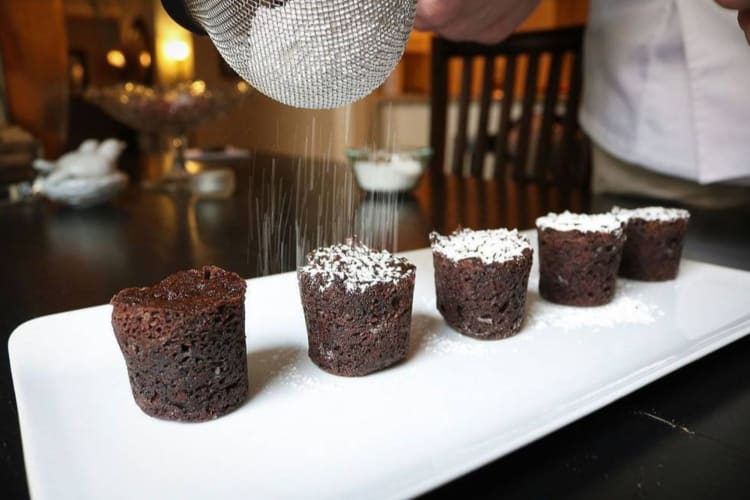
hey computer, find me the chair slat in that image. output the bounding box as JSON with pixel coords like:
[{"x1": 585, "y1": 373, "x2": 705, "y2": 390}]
[
  {"x1": 452, "y1": 56, "x2": 474, "y2": 175},
  {"x1": 429, "y1": 38, "x2": 449, "y2": 175},
  {"x1": 494, "y1": 55, "x2": 516, "y2": 180},
  {"x1": 535, "y1": 50, "x2": 564, "y2": 182},
  {"x1": 514, "y1": 51, "x2": 539, "y2": 181},
  {"x1": 559, "y1": 50, "x2": 583, "y2": 187},
  {"x1": 429, "y1": 26, "x2": 590, "y2": 214},
  {"x1": 471, "y1": 57, "x2": 496, "y2": 177}
]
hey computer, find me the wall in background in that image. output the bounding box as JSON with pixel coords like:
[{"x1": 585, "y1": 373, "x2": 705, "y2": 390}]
[
  {"x1": 153, "y1": 0, "x2": 193, "y2": 85},
  {"x1": 64, "y1": 0, "x2": 155, "y2": 87},
  {"x1": 50, "y1": 0, "x2": 587, "y2": 160},
  {"x1": 0, "y1": 0, "x2": 69, "y2": 158},
  {"x1": 0, "y1": 53, "x2": 7, "y2": 124}
]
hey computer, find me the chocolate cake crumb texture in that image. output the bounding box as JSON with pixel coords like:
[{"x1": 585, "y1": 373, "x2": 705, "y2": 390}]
[
  {"x1": 111, "y1": 265, "x2": 248, "y2": 422},
  {"x1": 299, "y1": 237, "x2": 415, "y2": 293},
  {"x1": 612, "y1": 206, "x2": 690, "y2": 281},
  {"x1": 536, "y1": 211, "x2": 624, "y2": 235},
  {"x1": 430, "y1": 228, "x2": 531, "y2": 264},
  {"x1": 298, "y1": 239, "x2": 416, "y2": 376},
  {"x1": 535, "y1": 217, "x2": 626, "y2": 306},
  {"x1": 431, "y1": 228, "x2": 533, "y2": 339}
]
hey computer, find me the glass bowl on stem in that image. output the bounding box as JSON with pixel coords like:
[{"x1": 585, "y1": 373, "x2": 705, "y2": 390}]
[{"x1": 85, "y1": 80, "x2": 251, "y2": 188}]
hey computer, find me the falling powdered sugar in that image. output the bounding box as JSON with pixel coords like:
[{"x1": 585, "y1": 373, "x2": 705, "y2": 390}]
[
  {"x1": 299, "y1": 237, "x2": 415, "y2": 293},
  {"x1": 430, "y1": 228, "x2": 531, "y2": 264}
]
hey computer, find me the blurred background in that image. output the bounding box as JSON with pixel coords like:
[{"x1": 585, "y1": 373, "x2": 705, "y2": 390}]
[{"x1": 0, "y1": 0, "x2": 588, "y2": 184}]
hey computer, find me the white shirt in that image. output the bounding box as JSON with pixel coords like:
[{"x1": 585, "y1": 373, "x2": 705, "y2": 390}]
[{"x1": 579, "y1": 0, "x2": 750, "y2": 184}]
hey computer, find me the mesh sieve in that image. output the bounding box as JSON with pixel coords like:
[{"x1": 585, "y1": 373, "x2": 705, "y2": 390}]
[{"x1": 182, "y1": 0, "x2": 416, "y2": 109}]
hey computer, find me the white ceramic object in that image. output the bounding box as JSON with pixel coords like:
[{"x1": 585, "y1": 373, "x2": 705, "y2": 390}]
[
  {"x1": 34, "y1": 139, "x2": 125, "y2": 181},
  {"x1": 9, "y1": 233, "x2": 750, "y2": 500},
  {"x1": 33, "y1": 139, "x2": 128, "y2": 208},
  {"x1": 348, "y1": 148, "x2": 431, "y2": 193},
  {"x1": 40, "y1": 172, "x2": 128, "y2": 208}
]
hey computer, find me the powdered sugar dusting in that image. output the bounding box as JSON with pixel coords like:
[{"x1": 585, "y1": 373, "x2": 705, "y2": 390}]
[
  {"x1": 299, "y1": 238, "x2": 415, "y2": 293},
  {"x1": 430, "y1": 228, "x2": 531, "y2": 264},
  {"x1": 536, "y1": 211, "x2": 623, "y2": 235},
  {"x1": 277, "y1": 364, "x2": 332, "y2": 392},
  {"x1": 526, "y1": 284, "x2": 663, "y2": 332},
  {"x1": 421, "y1": 331, "x2": 489, "y2": 356},
  {"x1": 612, "y1": 206, "x2": 691, "y2": 223},
  {"x1": 411, "y1": 315, "x2": 489, "y2": 356},
  {"x1": 249, "y1": 347, "x2": 343, "y2": 395}
]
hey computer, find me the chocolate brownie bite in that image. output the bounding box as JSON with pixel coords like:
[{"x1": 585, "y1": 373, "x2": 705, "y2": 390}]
[
  {"x1": 430, "y1": 228, "x2": 533, "y2": 340},
  {"x1": 612, "y1": 206, "x2": 690, "y2": 281},
  {"x1": 536, "y1": 211, "x2": 626, "y2": 306},
  {"x1": 111, "y1": 265, "x2": 248, "y2": 422},
  {"x1": 297, "y1": 238, "x2": 416, "y2": 377}
]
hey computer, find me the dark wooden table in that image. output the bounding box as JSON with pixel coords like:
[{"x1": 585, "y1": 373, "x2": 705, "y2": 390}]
[{"x1": 1, "y1": 153, "x2": 749, "y2": 499}]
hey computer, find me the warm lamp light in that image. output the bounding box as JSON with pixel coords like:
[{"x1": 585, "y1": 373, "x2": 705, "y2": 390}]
[
  {"x1": 139, "y1": 51, "x2": 152, "y2": 67},
  {"x1": 164, "y1": 40, "x2": 190, "y2": 62},
  {"x1": 70, "y1": 63, "x2": 85, "y2": 82},
  {"x1": 106, "y1": 49, "x2": 127, "y2": 69},
  {"x1": 190, "y1": 80, "x2": 206, "y2": 94}
]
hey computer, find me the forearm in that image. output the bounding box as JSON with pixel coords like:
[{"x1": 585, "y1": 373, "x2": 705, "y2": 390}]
[{"x1": 415, "y1": 0, "x2": 541, "y2": 45}]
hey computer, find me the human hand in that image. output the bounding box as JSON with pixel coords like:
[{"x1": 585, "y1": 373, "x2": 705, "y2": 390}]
[
  {"x1": 414, "y1": 0, "x2": 541, "y2": 45},
  {"x1": 716, "y1": 0, "x2": 750, "y2": 44}
]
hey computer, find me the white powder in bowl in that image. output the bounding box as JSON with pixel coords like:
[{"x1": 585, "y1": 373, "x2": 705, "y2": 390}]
[
  {"x1": 536, "y1": 211, "x2": 624, "y2": 235},
  {"x1": 430, "y1": 228, "x2": 531, "y2": 264},
  {"x1": 351, "y1": 154, "x2": 423, "y2": 192}
]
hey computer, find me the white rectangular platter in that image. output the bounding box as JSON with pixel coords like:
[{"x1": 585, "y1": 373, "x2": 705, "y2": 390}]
[{"x1": 10, "y1": 234, "x2": 750, "y2": 500}]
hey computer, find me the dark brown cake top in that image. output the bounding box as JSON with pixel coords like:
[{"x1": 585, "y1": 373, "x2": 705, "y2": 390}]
[
  {"x1": 612, "y1": 206, "x2": 691, "y2": 223},
  {"x1": 111, "y1": 265, "x2": 246, "y2": 310},
  {"x1": 536, "y1": 211, "x2": 624, "y2": 235},
  {"x1": 430, "y1": 228, "x2": 531, "y2": 264},
  {"x1": 299, "y1": 238, "x2": 415, "y2": 293}
]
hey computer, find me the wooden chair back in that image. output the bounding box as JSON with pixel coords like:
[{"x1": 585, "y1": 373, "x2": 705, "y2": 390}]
[{"x1": 430, "y1": 26, "x2": 590, "y2": 191}]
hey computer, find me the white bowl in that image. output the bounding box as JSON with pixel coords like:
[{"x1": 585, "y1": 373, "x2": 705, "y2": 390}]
[{"x1": 347, "y1": 148, "x2": 432, "y2": 193}]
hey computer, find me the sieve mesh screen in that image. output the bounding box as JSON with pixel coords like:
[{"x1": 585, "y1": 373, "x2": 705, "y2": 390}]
[{"x1": 185, "y1": 0, "x2": 416, "y2": 109}]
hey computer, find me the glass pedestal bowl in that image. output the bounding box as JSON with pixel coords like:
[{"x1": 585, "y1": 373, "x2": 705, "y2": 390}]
[{"x1": 85, "y1": 80, "x2": 250, "y2": 188}]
